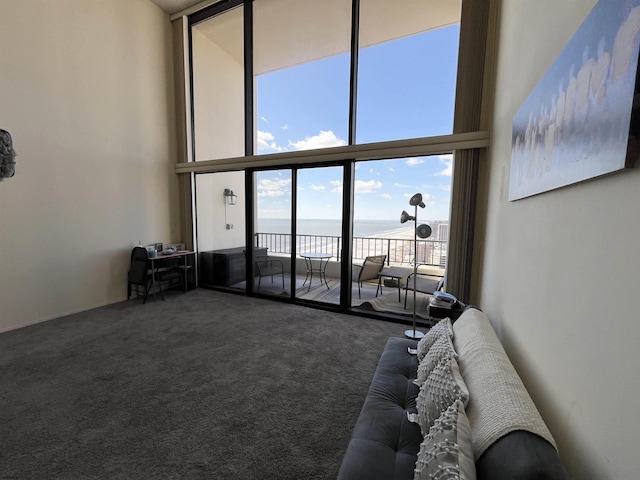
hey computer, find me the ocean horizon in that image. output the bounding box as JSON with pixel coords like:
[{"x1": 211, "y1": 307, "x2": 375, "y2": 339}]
[{"x1": 257, "y1": 218, "x2": 448, "y2": 238}]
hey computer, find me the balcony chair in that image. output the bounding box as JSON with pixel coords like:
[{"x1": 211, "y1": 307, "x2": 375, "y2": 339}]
[
  {"x1": 245, "y1": 249, "x2": 285, "y2": 290},
  {"x1": 353, "y1": 254, "x2": 386, "y2": 299},
  {"x1": 403, "y1": 271, "x2": 445, "y2": 309}
]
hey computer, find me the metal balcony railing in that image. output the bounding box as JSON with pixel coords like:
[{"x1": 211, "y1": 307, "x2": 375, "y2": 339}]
[{"x1": 254, "y1": 232, "x2": 447, "y2": 268}]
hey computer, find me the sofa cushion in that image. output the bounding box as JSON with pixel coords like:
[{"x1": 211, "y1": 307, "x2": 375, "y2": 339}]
[
  {"x1": 414, "y1": 399, "x2": 476, "y2": 480},
  {"x1": 416, "y1": 317, "x2": 453, "y2": 360},
  {"x1": 414, "y1": 333, "x2": 457, "y2": 387},
  {"x1": 415, "y1": 355, "x2": 469, "y2": 435}
]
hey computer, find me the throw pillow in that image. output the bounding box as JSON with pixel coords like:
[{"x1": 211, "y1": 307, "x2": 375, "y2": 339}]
[
  {"x1": 414, "y1": 333, "x2": 458, "y2": 387},
  {"x1": 415, "y1": 355, "x2": 469, "y2": 435},
  {"x1": 414, "y1": 399, "x2": 476, "y2": 480},
  {"x1": 416, "y1": 317, "x2": 453, "y2": 361}
]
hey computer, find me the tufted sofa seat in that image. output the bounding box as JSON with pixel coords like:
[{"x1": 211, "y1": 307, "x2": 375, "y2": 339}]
[{"x1": 338, "y1": 337, "x2": 422, "y2": 479}]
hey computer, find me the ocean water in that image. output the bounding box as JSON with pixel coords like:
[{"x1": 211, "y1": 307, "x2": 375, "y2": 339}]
[{"x1": 258, "y1": 218, "x2": 422, "y2": 238}]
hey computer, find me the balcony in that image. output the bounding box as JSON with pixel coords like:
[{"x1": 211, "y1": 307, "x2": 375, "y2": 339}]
[{"x1": 245, "y1": 232, "x2": 446, "y2": 317}]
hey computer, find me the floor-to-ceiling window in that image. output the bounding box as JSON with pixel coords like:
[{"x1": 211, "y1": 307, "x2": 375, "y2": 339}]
[
  {"x1": 183, "y1": 0, "x2": 477, "y2": 321},
  {"x1": 356, "y1": 1, "x2": 459, "y2": 143}
]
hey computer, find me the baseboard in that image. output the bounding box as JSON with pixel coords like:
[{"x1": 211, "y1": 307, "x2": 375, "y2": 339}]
[{"x1": 0, "y1": 298, "x2": 128, "y2": 334}]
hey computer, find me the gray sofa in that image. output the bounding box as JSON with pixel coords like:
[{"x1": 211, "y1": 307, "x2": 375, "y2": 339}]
[{"x1": 338, "y1": 308, "x2": 569, "y2": 479}]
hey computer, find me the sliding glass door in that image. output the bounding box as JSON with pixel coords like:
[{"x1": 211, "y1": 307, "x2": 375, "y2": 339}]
[
  {"x1": 252, "y1": 166, "x2": 344, "y2": 305},
  {"x1": 295, "y1": 166, "x2": 343, "y2": 305},
  {"x1": 252, "y1": 170, "x2": 292, "y2": 298}
]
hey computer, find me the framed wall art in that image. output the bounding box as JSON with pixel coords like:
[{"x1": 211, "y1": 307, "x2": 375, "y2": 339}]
[{"x1": 509, "y1": 0, "x2": 640, "y2": 200}]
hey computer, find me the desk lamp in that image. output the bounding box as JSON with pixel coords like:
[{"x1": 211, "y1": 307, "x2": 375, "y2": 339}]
[{"x1": 400, "y1": 193, "x2": 432, "y2": 340}]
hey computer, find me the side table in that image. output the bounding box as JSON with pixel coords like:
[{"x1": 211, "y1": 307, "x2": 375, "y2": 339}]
[{"x1": 376, "y1": 267, "x2": 407, "y2": 302}]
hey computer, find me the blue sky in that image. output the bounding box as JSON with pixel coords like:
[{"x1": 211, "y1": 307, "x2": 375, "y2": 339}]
[{"x1": 255, "y1": 25, "x2": 459, "y2": 221}]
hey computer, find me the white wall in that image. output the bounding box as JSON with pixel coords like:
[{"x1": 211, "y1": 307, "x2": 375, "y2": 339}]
[
  {"x1": 194, "y1": 171, "x2": 246, "y2": 251},
  {"x1": 192, "y1": 24, "x2": 244, "y2": 161},
  {"x1": 0, "y1": 0, "x2": 179, "y2": 332},
  {"x1": 478, "y1": 1, "x2": 640, "y2": 478}
]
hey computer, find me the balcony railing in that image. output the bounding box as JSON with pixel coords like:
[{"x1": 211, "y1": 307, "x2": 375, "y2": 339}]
[{"x1": 254, "y1": 232, "x2": 447, "y2": 268}]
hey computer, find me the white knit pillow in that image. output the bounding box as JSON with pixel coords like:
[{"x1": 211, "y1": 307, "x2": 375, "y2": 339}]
[
  {"x1": 415, "y1": 355, "x2": 469, "y2": 435},
  {"x1": 414, "y1": 399, "x2": 476, "y2": 480},
  {"x1": 414, "y1": 333, "x2": 458, "y2": 387},
  {"x1": 416, "y1": 317, "x2": 453, "y2": 361}
]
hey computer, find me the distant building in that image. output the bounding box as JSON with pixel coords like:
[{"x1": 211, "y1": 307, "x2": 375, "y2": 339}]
[{"x1": 437, "y1": 223, "x2": 449, "y2": 242}]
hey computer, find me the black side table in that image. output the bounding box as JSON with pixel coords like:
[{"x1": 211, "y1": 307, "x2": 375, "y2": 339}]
[{"x1": 376, "y1": 267, "x2": 407, "y2": 302}]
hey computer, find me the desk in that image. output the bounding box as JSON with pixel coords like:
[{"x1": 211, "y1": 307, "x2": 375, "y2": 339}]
[
  {"x1": 149, "y1": 250, "x2": 194, "y2": 300},
  {"x1": 376, "y1": 267, "x2": 407, "y2": 302},
  {"x1": 300, "y1": 252, "x2": 332, "y2": 292}
]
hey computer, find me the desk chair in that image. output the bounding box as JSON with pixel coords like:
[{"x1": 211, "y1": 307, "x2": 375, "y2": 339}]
[{"x1": 127, "y1": 247, "x2": 154, "y2": 303}]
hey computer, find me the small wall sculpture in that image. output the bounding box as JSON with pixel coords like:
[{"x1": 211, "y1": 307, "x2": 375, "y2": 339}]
[{"x1": 0, "y1": 129, "x2": 17, "y2": 181}]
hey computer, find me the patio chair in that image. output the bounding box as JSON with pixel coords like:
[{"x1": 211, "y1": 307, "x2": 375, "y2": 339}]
[
  {"x1": 403, "y1": 272, "x2": 445, "y2": 309},
  {"x1": 245, "y1": 249, "x2": 285, "y2": 289},
  {"x1": 353, "y1": 255, "x2": 386, "y2": 299}
]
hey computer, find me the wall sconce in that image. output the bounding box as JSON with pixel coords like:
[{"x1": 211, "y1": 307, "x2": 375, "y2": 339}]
[{"x1": 224, "y1": 188, "x2": 237, "y2": 206}]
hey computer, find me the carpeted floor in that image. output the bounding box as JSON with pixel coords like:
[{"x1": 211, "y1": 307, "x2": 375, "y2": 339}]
[{"x1": 0, "y1": 289, "x2": 405, "y2": 479}]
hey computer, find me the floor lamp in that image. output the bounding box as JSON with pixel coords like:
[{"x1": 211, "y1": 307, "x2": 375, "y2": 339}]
[{"x1": 400, "y1": 193, "x2": 433, "y2": 340}]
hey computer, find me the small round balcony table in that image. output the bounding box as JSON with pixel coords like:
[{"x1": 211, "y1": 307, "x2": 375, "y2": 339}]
[{"x1": 300, "y1": 252, "x2": 332, "y2": 292}]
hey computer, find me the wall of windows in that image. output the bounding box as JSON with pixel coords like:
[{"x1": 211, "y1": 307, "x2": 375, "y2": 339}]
[{"x1": 180, "y1": 0, "x2": 487, "y2": 309}]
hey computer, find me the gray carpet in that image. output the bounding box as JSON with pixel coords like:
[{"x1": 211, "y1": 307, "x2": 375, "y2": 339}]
[{"x1": 0, "y1": 289, "x2": 405, "y2": 479}]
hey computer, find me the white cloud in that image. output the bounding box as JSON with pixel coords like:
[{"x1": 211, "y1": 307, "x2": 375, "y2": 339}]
[
  {"x1": 330, "y1": 180, "x2": 342, "y2": 187},
  {"x1": 406, "y1": 157, "x2": 424, "y2": 167},
  {"x1": 404, "y1": 192, "x2": 436, "y2": 205},
  {"x1": 257, "y1": 130, "x2": 283, "y2": 153},
  {"x1": 355, "y1": 179, "x2": 382, "y2": 193},
  {"x1": 257, "y1": 177, "x2": 291, "y2": 197},
  {"x1": 310, "y1": 184, "x2": 325, "y2": 191},
  {"x1": 288, "y1": 130, "x2": 347, "y2": 150},
  {"x1": 389, "y1": 167, "x2": 395, "y2": 173},
  {"x1": 260, "y1": 116, "x2": 269, "y2": 123},
  {"x1": 393, "y1": 182, "x2": 411, "y2": 188},
  {"x1": 380, "y1": 193, "x2": 392, "y2": 199},
  {"x1": 436, "y1": 154, "x2": 453, "y2": 176},
  {"x1": 281, "y1": 124, "x2": 289, "y2": 130}
]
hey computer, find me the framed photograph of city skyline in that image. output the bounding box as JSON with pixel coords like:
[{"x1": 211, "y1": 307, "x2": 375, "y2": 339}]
[{"x1": 509, "y1": 0, "x2": 640, "y2": 201}]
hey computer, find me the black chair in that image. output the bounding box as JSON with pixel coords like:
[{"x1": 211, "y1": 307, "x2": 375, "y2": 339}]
[
  {"x1": 155, "y1": 256, "x2": 185, "y2": 293},
  {"x1": 403, "y1": 271, "x2": 445, "y2": 309},
  {"x1": 127, "y1": 247, "x2": 154, "y2": 303},
  {"x1": 353, "y1": 255, "x2": 386, "y2": 299},
  {"x1": 245, "y1": 249, "x2": 285, "y2": 290}
]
